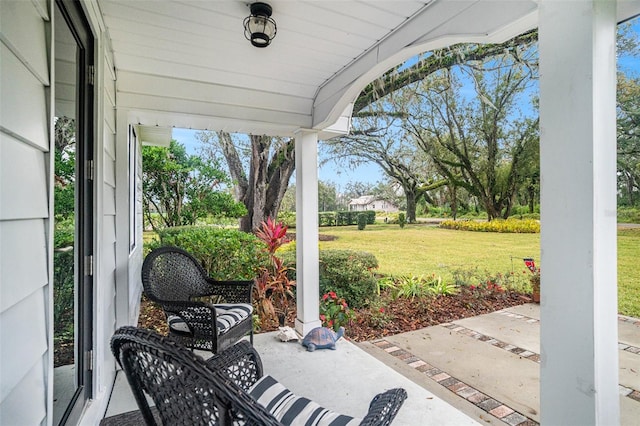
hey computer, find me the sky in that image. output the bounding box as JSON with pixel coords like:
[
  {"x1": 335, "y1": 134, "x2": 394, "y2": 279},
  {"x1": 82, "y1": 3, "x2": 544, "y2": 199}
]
[
  {"x1": 171, "y1": 128, "x2": 385, "y2": 188},
  {"x1": 171, "y1": 18, "x2": 639, "y2": 189}
]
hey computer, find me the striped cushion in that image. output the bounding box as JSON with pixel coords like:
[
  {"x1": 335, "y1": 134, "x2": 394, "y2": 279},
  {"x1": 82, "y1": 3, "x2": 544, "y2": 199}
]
[
  {"x1": 168, "y1": 303, "x2": 252, "y2": 335},
  {"x1": 214, "y1": 303, "x2": 253, "y2": 333},
  {"x1": 249, "y1": 375, "x2": 361, "y2": 426}
]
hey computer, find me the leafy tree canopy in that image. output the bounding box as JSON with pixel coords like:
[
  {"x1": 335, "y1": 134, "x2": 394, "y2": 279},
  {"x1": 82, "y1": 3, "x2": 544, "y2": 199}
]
[{"x1": 142, "y1": 140, "x2": 246, "y2": 230}]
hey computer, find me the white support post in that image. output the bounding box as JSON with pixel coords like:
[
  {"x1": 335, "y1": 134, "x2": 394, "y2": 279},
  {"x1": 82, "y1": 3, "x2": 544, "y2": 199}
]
[
  {"x1": 539, "y1": 1, "x2": 619, "y2": 424},
  {"x1": 294, "y1": 130, "x2": 322, "y2": 337}
]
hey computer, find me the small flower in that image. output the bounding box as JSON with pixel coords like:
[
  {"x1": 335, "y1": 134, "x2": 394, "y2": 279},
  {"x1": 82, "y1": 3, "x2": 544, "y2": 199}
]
[
  {"x1": 319, "y1": 291, "x2": 352, "y2": 331},
  {"x1": 379, "y1": 307, "x2": 385, "y2": 313}
]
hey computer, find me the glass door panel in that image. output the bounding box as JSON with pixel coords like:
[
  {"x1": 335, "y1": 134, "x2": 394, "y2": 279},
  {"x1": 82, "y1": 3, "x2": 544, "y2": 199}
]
[{"x1": 52, "y1": 1, "x2": 94, "y2": 424}]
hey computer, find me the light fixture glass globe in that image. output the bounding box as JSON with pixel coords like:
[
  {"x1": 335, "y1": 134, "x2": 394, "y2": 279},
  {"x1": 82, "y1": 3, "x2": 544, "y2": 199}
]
[{"x1": 243, "y1": 2, "x2": 277, "y2": 48}]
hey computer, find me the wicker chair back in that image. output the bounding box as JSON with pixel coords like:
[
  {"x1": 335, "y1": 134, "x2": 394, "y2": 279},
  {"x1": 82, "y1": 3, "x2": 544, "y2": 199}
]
[
  {"x1": 111, "y1": 326, "x2": 407, "y2": 426},
  {"x1": 141, "y1": 246, "x2": 254, "y2": 353},
  {"x1": 111, "y1": 326, "x2": 280, "y2": 426},
  {"x1": 142, "y1": 246, "x2": 212, "y2": 301}
]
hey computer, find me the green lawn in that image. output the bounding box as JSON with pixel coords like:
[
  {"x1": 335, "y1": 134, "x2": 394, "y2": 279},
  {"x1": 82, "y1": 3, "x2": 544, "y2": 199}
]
[
  {"x1": 618, "y1": 228, "x2": 640, "y2": 317},
  {"x1": 318, "y1": 224, "x2": 640, "y2": 318}
]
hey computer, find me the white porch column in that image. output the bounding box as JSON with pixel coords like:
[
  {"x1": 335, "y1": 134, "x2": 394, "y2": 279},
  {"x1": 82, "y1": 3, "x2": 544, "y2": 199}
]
[
  {"x1": 539, "y1": 1, "x2": 619, "y2": 424},
  {"x1": 294, "y1": 130, "x2": 322, "y2": 336}
]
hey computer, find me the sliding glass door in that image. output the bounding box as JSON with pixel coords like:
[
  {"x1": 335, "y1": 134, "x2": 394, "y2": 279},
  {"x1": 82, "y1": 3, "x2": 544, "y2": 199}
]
[{"x1": 52, "y1": 1, "x2": 94, "y2": 424}]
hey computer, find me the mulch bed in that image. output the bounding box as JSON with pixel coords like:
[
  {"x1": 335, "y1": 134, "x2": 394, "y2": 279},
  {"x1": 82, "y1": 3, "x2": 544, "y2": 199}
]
[
  {"x1": 345, "y1": 291, "x2": 529, "y2": 341},
  {"x1": 138, "y1": 291, "x2": 531, "y2": 343}
]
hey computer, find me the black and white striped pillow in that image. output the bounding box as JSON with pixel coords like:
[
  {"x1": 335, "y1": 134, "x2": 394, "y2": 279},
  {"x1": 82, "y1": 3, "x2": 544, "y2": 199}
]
[
  {"x1": 167, "y1": 303, "x2": 252, "y2": 335},
  {"x1": 249, "y1": 375, "x2": 361, "y2": 426}
]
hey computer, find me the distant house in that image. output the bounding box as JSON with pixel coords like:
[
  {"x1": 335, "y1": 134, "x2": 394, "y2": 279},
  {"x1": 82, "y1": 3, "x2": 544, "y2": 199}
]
[{"x1": 348, "y1": 195, "x2": 399, "y2": 212}]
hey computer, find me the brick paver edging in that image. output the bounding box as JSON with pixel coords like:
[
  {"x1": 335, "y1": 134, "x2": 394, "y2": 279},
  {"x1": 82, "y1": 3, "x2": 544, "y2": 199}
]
[
  {"x1": 372, "y1": 339, "x2": 538, "y2": 426},
  {"x1": 498, "y1": 310, "x2": 640, "y2": 356},
  {"x1": 498, "y1": 309, "x2": 640, "y2": 328},
  {"x1": 446, "y1": 313, "x2": 640, "y2": 403},
  {"x1": 440, "y1": 322, "x2": 540, "y2": 363}
]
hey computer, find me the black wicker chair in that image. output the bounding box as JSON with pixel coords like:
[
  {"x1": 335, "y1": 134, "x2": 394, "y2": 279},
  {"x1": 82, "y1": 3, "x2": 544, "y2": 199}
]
[
  {"x1": 141, "y1": 246, "x2": 254, "y2": 353},
  {"x1": 111, "y1": 326, "x2": 408, "y2": 426}
]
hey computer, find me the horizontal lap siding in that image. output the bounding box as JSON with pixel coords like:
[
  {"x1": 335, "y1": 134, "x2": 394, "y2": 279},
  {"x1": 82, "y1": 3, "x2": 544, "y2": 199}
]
[
  {"x1": 0, "y1": 1, "x2": 51, "y2": 424},
  {"x1": 0, "y1": 355, "x2": 48, "y2": 425},
  {"x1": 0, "y1": 132, "x2": 49, "y2": 220},
  {"x1": 99, "y1": 39, "x2": 118, "y2": 402}
]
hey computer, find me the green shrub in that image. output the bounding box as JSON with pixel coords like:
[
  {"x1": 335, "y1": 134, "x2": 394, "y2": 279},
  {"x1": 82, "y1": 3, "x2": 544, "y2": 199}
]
[
  {"x1": 510, "y1": 204, "x2": 540, "y2": 216},
  {"x1": 319, "y1": 250, "x2": 378, "y2": 308},
  {"x1": 618, "y1": 207, "x2": 640, "y2": 224},
  {"x1": 284, "y1": 249, "x2": 379, "y2": 308},
  {"x1": 398, "y1": 212, "x2": 406, "y2": 228},
  {"x1": 323, "y1": 210, "x2": 376, "y2": 227},
  {"x1": 54, "y1": 218, "x2": 75, "y2": 248},
  {"x1": 319, "y1": 212, "x2": 337, "y2": 226},
  {"x1": 277, "y1": 239, "x2": 296, "y2": 255},
  {"x1": 277, "y1": 211, "x2": 296, "y2": 228},
  {"x1": 381, "y1": 212, "x2": 400, "y2": 224},
  {"x1": 439, "y1": 218, "x2": 540, "y2": 233},
  {"x1": 336, "y1": 211, "x2": 357, "y2": 226},
  {"x1": 196, "y1": 216, "x2": 240, "y2": 227},
  {"x1": 149, "y1": 226, "x2": 267, "y2": 280},
  {"x1": 357, "y1": 213, "x2": 367, "y2": 230},
  {"x1": 422, "y1": 206, "x2": 447, "y2": 218},
  {"x1": 53, "y1": 219, "x2": 75, "y2": 347},
  {"x1": 366, "y1": 211, "x2": 376, "y2": 224}
]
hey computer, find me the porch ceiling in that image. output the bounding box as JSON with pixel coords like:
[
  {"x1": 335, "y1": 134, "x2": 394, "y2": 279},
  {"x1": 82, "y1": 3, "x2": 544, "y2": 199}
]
[{"x1": 96, "y1": 0, "x2": 638, "y2": 138}]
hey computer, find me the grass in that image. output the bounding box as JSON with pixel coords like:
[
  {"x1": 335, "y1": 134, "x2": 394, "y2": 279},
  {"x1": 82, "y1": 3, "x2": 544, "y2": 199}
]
[
  {"x1": 618, "y1": 228, "x2": 640, "y2": 317},
  {"x1": 319, "y1": 224, "x2": 539, "y2": 278},
  {"x1": 319, "y1": 223, "x2": 640, "y2": 318}
]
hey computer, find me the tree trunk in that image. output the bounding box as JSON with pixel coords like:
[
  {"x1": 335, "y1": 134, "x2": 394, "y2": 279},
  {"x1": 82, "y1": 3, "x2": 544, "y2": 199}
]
[
  {"x1": 450, "y1": 185, "x2": 458, "y2": 220},
  {"x1": 405, "y1": 189, "x2": 418, "y2": 223},
  {"x1": 218, "y1": 132, "x2": 295, "y2": 232},
  {"x1": 528, "y1": 184, "x2": 535, "y2": 214}
]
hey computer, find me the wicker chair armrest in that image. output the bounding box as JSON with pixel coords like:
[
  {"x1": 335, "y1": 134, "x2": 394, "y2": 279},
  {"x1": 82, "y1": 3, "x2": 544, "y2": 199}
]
[
  {"x1": 194, "y1": 279, "x2": 253, "y2": 303},
  {"x1": 161, "y1": 300, "x2": 216, "y2": 317},
  {"x1": 161, "y1": 301, "x2": 218, "y2": 335},
  {"x1": 359, "y1": 388, "x2": 408, "y2": 426},
  {"x1": 205, "y1": 340, "x2": 264, "y2": 391}
]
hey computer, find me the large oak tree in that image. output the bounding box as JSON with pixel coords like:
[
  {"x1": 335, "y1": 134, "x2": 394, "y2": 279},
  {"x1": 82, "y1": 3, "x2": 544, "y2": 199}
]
[
  {"x1": 196, "y1": 132, "x2": 295, "y2": 232},
  {"x1": 405, "y1": 53, "x2": 539, "y2": 220}
]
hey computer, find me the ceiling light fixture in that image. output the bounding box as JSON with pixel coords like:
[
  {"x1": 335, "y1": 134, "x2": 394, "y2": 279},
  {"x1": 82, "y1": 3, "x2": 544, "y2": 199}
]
[{"x1": 243, "y1": 2, "x2": 277, "y2": 48}]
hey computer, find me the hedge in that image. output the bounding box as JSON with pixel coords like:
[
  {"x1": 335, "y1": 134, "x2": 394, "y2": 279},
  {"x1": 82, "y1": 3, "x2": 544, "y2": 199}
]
[
  {"x1": 148, "y1": 226, "x2": 268, "y2": 280},
  {"x1": 439, "y1": 218, "x2": 540, "y2": 233}
]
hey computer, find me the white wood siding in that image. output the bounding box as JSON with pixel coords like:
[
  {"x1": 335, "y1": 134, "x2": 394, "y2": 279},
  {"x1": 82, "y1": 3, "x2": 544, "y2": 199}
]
[
  {"x1": 91, "y1": 23, "x2": 119, "y2": 421},
  {"x1": 0, "y1": 1, "x2": 51, "y2": 423}
]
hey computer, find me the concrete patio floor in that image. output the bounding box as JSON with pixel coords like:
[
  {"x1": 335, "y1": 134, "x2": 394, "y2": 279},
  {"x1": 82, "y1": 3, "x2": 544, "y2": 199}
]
[
  {"x1": 360, "y1": 304, "x2": 640, "y2": 426},
  {"x1": 104, "y1": 304, "x2": 640, "y2": 425},
  {"x1": 104, "y1": 331, "x2": 480, "y2": 425}
]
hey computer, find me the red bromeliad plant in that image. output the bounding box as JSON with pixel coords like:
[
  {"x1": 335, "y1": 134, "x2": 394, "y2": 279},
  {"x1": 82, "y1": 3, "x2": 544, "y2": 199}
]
[
  {"x1": 253, "y1": 218, "x2": 296, "y2": 326},
  {"x1": 255, "y1": 217, "x2": 289, "y2": 255}
]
